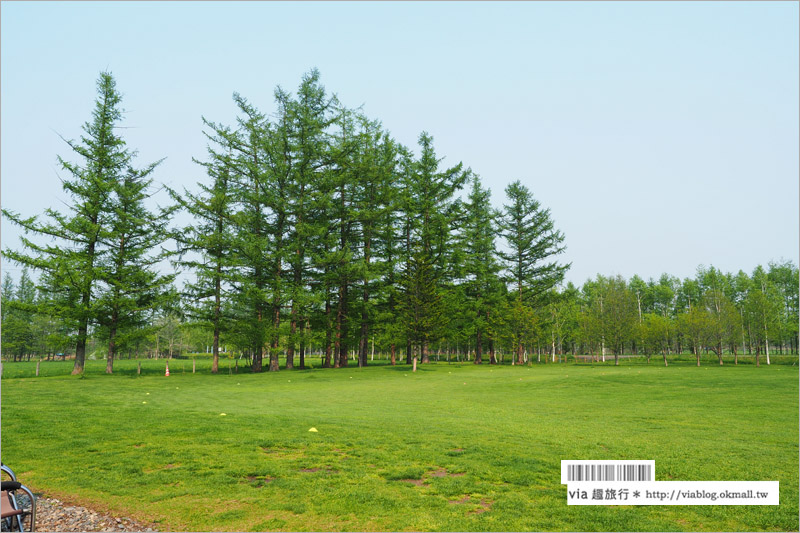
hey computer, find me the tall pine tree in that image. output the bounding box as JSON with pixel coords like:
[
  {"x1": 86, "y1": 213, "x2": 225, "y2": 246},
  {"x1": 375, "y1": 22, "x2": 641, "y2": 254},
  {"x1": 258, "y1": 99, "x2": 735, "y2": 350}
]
[
  {"x1": 2, "y1": 72, "x2": 148, "y2": 374},
  {"x1": 400, "y1": 132, "x2": 468, "y2": 363},
  {"x1": 169, "y1": 120, "x2": 236, "y2": 373},
  {"x1": 460, "y1": 175, "x2": 504, "y2": 364}
]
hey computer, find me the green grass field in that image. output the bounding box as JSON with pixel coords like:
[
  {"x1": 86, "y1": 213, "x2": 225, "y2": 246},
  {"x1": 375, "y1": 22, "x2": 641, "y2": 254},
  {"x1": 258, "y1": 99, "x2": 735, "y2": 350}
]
[{"x1": 1, "y1": 358, "x2": 797, "y2": 532}]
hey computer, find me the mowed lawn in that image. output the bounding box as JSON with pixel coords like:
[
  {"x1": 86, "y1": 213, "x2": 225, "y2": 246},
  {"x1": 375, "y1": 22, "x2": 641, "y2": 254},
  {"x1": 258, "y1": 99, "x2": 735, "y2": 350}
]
[{"x1": 1, "y1": 359, "x2": 797, "y2": 532}]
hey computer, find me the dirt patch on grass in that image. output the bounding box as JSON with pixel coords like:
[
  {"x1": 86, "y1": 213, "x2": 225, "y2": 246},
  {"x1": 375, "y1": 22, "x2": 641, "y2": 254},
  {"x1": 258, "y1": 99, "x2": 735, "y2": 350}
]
[
  {"x1": 468, "y1": 499, "x2": 493, "y2": 515},
  {"x1": 448, "y1": 495, "x2": 493, "y2": 514},
  {"x1": 400, "y1": 479, "x2": 427, "y2": 486},
  {"x1": 299, "y1": 468, "x2": 320, "y2": 473},
  {"x1": 428, "y1": 467, "x2": 465, "y2": 478},
  {"x1": 243, "y1": 475, "x2": 274, "y2": 487}
]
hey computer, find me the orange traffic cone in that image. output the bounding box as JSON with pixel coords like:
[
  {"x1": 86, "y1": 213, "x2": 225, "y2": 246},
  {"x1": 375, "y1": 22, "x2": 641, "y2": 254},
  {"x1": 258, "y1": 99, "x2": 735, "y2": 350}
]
[{"x1": 165, "y1": 362, "x2": 170, "y2": 377}]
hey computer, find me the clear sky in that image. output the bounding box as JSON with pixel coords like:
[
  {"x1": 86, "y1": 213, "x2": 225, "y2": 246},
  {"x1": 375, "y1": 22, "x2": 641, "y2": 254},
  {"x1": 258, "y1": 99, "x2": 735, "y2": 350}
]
[{"x1": 1, "y1": 1, "x2": 798, "y2": 286}]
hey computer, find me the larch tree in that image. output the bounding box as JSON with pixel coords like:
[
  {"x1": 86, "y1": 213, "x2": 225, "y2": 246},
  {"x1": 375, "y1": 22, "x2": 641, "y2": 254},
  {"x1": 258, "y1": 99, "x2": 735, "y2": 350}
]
[
  {"x1": 460, "y1": 174, "x2": 503, "y2": 364},
  {"x1": 328, "y1": 107, "x2": 360, "y2": 368},
  {"x1": 284, "y1": 70, "x2": 337, "y2": 370},
  {"x1": 498, "y1": 180, "x2": 569, "y2": 363},
  {"x1": 2, "y1": 72, "x2": 142, "y2": 374},
  {"x1": 349, "y1": 118, "x2": 399, "y2": 368},
  {"x1": 400, "y1": 132, "x2": 468, "y2": 364},
  {"x1": 168, "y1": 119, "x2": 236, "y2": 374},
  {"x1": 221, "y1": 91, "x2": 290, "y2": 373}
]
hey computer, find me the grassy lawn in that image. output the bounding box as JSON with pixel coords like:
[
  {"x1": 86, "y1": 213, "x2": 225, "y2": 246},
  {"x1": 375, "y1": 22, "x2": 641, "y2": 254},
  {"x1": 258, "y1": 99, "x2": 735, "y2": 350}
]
[{"x1": 1, "y1": 358, "x2": 797, "y2": 531}]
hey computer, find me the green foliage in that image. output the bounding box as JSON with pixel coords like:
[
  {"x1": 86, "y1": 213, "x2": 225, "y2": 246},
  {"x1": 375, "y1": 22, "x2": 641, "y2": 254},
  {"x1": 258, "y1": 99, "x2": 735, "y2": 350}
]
[
  {"x1": 458, "y1": 175, "x2": 504, "y2": 362},
  {"x1": 397, "y1": 132, "x2": 469, "y2": 361},
  {"x1": 96, "y1": 163, "x2": 175, "y2": 373},
  {"x1": 168, "y1": 118, "x2": 237, "y2": 373},
  {"x1": 488, "y1": 295, "x2": 538, "y2": 363},
  {"x1": 399, "y1": 249, "x2": 446, "y2": 351},
  {"x1": 498, "y1": 180, "x2": 569, "y2": 305},
  {"x1": 642, "y1": 312, "x2": 673, "y2": 364}
]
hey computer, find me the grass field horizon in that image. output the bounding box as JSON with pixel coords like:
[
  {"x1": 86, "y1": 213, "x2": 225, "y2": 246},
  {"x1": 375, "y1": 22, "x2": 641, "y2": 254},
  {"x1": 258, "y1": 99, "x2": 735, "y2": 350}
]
[{"x1": 1, "y1": 360, "x2": 797, "y2": 531}]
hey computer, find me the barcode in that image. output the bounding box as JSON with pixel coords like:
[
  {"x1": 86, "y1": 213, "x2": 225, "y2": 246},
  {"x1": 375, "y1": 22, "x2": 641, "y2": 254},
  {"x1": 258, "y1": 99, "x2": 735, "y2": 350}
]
[
  {"x1": 561, "y1": 460, "x2": 655, "y2": 484},
  {"x1": 567, "y1": 464, "x2": 652, "y2": 481}
]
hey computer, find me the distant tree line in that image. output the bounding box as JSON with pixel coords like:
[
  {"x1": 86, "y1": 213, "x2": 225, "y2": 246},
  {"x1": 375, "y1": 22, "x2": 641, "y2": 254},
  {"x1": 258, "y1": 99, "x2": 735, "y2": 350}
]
[{"x1": 2, "y1": 71, "x2": 798, "y2": 372}]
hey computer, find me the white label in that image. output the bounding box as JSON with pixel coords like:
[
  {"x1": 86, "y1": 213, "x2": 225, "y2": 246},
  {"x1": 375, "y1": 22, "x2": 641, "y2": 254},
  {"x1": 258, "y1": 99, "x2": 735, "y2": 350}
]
[
  {"x1": 561, "y1": 460, "x2": 655, "y2": 484},
  {"x1": 566, "y1": 481, "x2": 779, "y2": 505}
]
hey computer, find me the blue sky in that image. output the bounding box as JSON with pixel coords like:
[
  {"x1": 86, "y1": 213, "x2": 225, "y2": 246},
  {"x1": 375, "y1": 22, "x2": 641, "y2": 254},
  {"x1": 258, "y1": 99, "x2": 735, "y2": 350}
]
[{"x1": 1, "y1": 1, "x2": 798, "y2": 286}]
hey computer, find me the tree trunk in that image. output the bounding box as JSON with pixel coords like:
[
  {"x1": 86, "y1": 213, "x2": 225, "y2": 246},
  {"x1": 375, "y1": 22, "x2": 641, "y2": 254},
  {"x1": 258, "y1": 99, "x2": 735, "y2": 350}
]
[
  {"x1": 474, "y1": 329, "x2": 483, "y2": 364},
  {"x1": 324, "y1": 296, "x2": 332, "y2": 368},
  {"x1": 421, "y1": 341, "x2": 430, "y2": 364},
  {"x1": 358, "y1": 318, "x2": 368, "y2": 368},
  {"x1": 299, "y1": 320, "x2": 308, "y2": 369},
  {"x1": 268, "y1": 257, "x2": 282, "y2": 373},
  {"x1": 72, "y1": 322, "x2": 88, "y2": 375},
  {"x1": 390, "y1": 343, "x2": 396, "y2": 366},
  {"x1": 212, "y1": 323, "x2": 220, "y2": 374},
  {"x1": 252, "y1": 305, "x2": 264, "y2": 372},
  {"x1": 106, "y1": 323, "x2": 117, "y2": 374},
  {"x1": 252, "y1": 345, "x2": 263, "y2": 373},
  {"x1": 269, "y1": 342, "x2": 280, "y2": 372},
  {"x1": 287, "y1": 311, "x2": 296, "y2": 370}
]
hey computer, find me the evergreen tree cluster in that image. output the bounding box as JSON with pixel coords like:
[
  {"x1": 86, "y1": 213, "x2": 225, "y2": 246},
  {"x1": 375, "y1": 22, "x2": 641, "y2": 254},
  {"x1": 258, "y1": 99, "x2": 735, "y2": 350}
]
[
  {"x1": 168, "y1": 69, "x2": 568, "y2": 372},
  {"x1": 2, "y1": 71, "x2": 797, "y2": 370}
]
